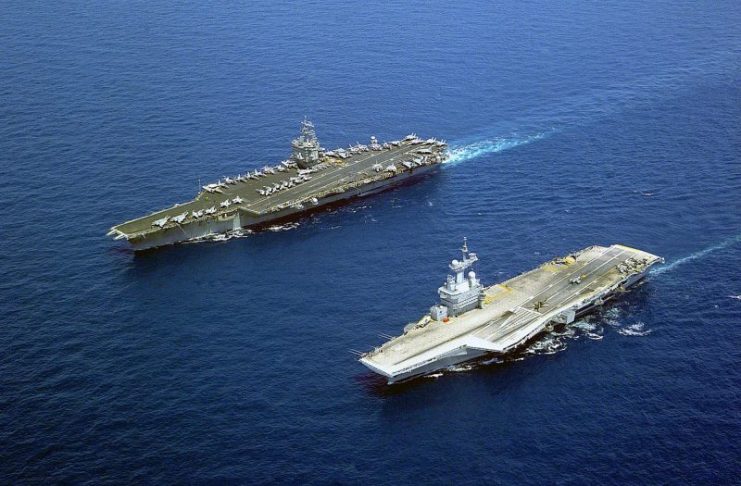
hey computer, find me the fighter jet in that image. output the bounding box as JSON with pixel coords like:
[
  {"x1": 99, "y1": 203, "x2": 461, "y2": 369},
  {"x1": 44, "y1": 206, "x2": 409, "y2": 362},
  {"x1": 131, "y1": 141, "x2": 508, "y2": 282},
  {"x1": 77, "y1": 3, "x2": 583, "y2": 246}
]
[
  {"x1": 173, "y1": 212, "x2": 189, "y2": 224},
  {"x1": 232, "y1": 196, "x2": 243, "y2": 204},
  {"x1": 404, "y1": 134, "x2": 417, "y2": 141},
  {"x1": 192, "y1": 210, "x2": 204, "y2": 218},
  {"x1": 385, "y1": 164, "x2": 397, "y2": 172},
  {"x1": 224, "y1": 177, "x2": 236, "y2": 185},
  {"x1": 152, "y1": 216, "x2": 169, "y2": 228},
  {"x1": 205, "y1": 206, "x2": 216, "y2": 215},
  {"x1": 372, "y1": 163, "x2": 383, "y2": 172},
  {"x1": 220, "y1": 199, "x2": 232, "y2": 208}
]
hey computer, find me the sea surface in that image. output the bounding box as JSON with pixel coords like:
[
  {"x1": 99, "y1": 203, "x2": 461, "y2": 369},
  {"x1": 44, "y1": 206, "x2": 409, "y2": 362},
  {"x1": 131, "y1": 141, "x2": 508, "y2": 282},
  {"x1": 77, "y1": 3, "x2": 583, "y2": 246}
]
[{"x1": 1, "y1": 1, "x2": 740, "y2": 483}]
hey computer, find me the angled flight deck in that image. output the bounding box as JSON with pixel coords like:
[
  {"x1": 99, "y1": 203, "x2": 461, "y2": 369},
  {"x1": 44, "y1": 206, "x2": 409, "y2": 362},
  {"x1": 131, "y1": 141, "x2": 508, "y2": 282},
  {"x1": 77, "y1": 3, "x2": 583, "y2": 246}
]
[{"x1": 360, "y1": 242, "x2": 663, "y2": 383}]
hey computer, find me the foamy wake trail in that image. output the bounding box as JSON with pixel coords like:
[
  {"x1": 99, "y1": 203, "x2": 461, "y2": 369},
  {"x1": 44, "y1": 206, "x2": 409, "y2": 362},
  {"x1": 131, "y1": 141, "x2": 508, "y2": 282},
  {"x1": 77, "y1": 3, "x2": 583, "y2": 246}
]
[
  {"x1": 651, "y1": 234, "x2": 741, "y2": 276},
  {"x1": 444, "y1": 130, "x2": 554, "y2": 166},
  {"x1": 617, "y1": 322, "x2": 651, "y2": 337}
]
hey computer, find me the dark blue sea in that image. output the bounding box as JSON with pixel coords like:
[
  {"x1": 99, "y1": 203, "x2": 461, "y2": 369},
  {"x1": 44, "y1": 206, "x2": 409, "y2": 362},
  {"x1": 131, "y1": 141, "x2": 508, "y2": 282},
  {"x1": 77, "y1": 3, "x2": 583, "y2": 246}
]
[{"x1": 2, "y1": 1, "x2": 740, "y2": 483}]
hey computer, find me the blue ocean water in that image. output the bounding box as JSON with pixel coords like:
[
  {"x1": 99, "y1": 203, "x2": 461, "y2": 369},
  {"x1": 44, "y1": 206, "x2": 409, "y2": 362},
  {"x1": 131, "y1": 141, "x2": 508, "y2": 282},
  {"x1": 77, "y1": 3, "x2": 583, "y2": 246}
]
[{"x1": 1, "y1": 0, "x2": 740, "y2": 483}]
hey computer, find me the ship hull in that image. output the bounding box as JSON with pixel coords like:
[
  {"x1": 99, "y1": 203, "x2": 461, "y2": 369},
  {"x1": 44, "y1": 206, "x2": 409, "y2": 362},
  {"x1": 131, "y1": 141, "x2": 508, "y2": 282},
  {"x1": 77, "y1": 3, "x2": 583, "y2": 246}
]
[
  {"x1": 382, "y1": 268, "x2": 651, "y2": 384},
  {"x1": 109, "y1": 127, "x2": 448, "y2": 251},
  {"x1": 128, "y1": 164, "x2": 438, "y2": 251},
  {"x1": 360, "y1": 245, "x2": 663, "y2": 384},
  {"x1": 369, "y1": 347, "x2": 491, "y2": 384}
]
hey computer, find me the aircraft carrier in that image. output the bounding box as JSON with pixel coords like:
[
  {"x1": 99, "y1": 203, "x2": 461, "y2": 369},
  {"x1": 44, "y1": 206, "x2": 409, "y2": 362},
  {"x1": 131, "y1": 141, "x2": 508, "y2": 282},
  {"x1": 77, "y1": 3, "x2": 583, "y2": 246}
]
[
  {"x1": 359, "y1": 240, "x2": 663, "y2": 384},
  {"x1": 107, "y1": 120, "x2": 447, "y2": 250}
]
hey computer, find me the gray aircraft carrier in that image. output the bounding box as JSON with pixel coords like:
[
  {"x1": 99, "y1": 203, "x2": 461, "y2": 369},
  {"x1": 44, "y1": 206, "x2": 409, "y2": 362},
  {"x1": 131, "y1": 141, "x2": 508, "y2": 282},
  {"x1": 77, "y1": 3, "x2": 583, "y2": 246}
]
[
  {"x1": 359, "y1": 240, "x2": 663, "y2": 384},
  {"x1": 108, "y1": 120, "x2": 447, "y2": 250}
]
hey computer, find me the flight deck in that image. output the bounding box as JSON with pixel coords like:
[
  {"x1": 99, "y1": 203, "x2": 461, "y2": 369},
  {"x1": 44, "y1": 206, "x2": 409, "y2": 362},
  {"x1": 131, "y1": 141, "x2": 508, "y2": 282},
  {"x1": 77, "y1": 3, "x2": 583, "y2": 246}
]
[
  {"x1": 360, "y1": 243, "x2": 663, "y2": 383},
  {"x1": 108, "y1": 121, "x2": 447, "y2": 250}
]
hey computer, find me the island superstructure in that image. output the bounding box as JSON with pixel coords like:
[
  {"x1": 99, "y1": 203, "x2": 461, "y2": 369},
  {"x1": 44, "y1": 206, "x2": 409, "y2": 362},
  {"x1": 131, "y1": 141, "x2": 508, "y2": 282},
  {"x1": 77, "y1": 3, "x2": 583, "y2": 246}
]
[
  {"x1": 108, "y1": 120, "x2": 447, "y2": 250},
  {"x1": 360, "y1": 240, "x2": 663, "y2": 384}
]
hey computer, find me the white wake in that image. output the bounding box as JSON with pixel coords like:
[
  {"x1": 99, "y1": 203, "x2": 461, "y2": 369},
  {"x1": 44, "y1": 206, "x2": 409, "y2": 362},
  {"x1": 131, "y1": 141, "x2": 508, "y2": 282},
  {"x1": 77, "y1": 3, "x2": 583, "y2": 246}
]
[
  {"x1": 651, "y1": 234, "x2": 741, "y2": 276},
  {"x1": 444, "y1": 130, "x2": 554, "y2": 167}
]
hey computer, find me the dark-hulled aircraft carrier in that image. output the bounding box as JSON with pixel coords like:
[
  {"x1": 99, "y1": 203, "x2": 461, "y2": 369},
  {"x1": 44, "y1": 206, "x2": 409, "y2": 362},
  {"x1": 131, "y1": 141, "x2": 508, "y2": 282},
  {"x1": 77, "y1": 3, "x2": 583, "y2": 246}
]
[{"x1": 108, "y1": 120, "x2": 448, "y2": 250}]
